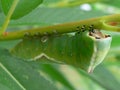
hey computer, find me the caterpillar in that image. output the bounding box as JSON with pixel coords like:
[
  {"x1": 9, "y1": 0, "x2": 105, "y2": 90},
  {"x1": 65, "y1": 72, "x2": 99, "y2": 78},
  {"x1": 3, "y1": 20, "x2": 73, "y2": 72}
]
[{"x1": 11, "y1": 25, "x2": 112, "y2": 73}]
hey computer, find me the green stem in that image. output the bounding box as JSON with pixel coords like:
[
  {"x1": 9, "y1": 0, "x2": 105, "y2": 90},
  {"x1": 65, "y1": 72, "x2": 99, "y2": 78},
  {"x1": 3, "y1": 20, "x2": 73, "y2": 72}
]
[
  {"x1": 0, "y1": 14, "x2": 120, "y2": 41},
  {"x1": 0, "y1": 0, "x2": 19, "y2": 35}
]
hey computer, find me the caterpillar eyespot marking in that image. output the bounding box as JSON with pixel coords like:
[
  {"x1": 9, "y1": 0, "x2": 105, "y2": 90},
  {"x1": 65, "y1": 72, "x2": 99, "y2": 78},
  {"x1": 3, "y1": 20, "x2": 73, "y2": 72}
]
[
  {"x1": 41, "y1": 36, "x2": 48, "y2": 43},
  {"x1": 11, "y1": 25, "x2": 112, "y2": 73}
]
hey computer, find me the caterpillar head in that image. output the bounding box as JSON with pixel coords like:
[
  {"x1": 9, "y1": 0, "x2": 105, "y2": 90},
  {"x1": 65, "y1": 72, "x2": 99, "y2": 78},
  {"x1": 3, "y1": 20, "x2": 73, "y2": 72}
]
[
  {"x1": 89, "y1": 29, "x2": 110, "y2": 39},
  {"x1": 87, "y1": 29, "x2": 112, "y2": 73}
]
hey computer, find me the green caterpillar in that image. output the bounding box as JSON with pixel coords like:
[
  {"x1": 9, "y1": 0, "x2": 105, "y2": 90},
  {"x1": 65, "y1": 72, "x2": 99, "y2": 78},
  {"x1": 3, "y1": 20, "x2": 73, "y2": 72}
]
[{"x1": 11, "y1": 25, "x2": 112, "y2": 73}]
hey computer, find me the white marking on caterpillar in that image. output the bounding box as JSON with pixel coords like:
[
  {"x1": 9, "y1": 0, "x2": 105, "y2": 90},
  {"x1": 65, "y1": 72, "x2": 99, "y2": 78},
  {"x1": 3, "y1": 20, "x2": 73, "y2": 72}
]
[
  {"x1": 88, "y1": 41, "x2": 97, "y2": 73},
  {"x1": 41, "y1": 36, "x2": 48, "y2": 43},
  {"x1": 32, "y1": 53, "x2": 64, "y2": 64}
]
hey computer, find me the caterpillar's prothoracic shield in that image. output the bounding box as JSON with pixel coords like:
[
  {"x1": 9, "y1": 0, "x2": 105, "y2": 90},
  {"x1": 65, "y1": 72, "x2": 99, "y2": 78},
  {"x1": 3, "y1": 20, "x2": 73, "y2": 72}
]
[{"x1": 11, "y1": 29, "x2": 112, "y2": 73}]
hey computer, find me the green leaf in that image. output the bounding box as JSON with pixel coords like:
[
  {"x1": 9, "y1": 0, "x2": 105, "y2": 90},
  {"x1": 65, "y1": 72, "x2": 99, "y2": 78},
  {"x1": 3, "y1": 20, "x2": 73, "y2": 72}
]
[
  {"x1": 0, "y1": 48, "x2": 57, "y2": 90},
  {"x1": 0, "y1": 0, "x2": 43, "y2": 19},
  {"x1": 42, "y1": 0, "x2": 60, "y2": 6},
  {"x1": 27, "y1": 62, "x2": 75, "y2": 90},
  {"x1": 0, "y1": 40, "x2": 20, "y2": 49},
  {"x1": 111, "y1": 32, "x2": 120, "y2": 48},
  {"x1": 78, "y1": 65, "x2": 120, "y2": 90},
  {"x1": 10, "y1": 7, "x2": 107, "y2": 26},
  {"x1": 101, "y1": 32, "x2": 120, "y2": 61},
  {"x1": 0, "y1": 7, "x2": 107, "y2": 27},
  {"x1": 100, "y1": 31, "x2": 120, "y2": 63},
  {"x1": 102, "y1": 0, "x2": 120, "y2": 8},
  {"x1": 39, "y1": 64, "x2": 75, "y2": 90}
]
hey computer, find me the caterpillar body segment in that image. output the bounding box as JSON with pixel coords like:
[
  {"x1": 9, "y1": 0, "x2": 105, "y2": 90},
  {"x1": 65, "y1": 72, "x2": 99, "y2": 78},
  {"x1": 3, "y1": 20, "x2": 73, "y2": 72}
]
[{"x1": 11, "y1": 30, "x2": 112, "y2": 72}]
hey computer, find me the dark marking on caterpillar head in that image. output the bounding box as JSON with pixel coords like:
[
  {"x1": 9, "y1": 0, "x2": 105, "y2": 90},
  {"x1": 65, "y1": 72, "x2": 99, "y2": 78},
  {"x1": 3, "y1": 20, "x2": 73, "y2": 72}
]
[
  {"x1": 95, "y1": 37, "x2": 100, "y2": 39},
  {"x1": 89, "y1": 32, "x2": 92, "y2": 36},
  {"x1": 105, "y1": 35, "x2": 111, "y2": 38}
]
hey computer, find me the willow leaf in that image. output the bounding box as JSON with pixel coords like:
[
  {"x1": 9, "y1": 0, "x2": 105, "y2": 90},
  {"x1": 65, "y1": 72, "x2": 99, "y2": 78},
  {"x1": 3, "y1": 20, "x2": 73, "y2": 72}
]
[
  {"x1": 78, "y1": 65, "x2": 120, "y2": 90},
  {"x1": 0, "y1": 48, "x2": 57, "y2": 90},
  {"x1": 0, "y1": 0, "x2": 43, "y2": 19}
]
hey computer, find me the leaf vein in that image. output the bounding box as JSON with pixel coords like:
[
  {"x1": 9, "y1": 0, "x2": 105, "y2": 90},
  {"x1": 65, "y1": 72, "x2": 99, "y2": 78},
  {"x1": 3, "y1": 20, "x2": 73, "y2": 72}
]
[{"x1": 0, "y1": 62, "x2": 26, "y2": 90}]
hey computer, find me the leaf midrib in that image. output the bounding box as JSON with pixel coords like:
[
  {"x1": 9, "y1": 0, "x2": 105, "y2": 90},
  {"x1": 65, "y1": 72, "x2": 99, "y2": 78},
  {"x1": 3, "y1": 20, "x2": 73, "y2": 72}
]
[{"x1": 0, "y1": 62, "x2": 26, "y2": 90}]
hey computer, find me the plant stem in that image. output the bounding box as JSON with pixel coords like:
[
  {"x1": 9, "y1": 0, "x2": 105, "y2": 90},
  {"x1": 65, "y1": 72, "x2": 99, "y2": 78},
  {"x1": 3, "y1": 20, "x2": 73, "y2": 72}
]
[
  {"x1": 0, "y1": 0, "x2": 19, "y2": 35},
  {"x1": 0, "y1": 14, "x2": 120, "y2": 41}
]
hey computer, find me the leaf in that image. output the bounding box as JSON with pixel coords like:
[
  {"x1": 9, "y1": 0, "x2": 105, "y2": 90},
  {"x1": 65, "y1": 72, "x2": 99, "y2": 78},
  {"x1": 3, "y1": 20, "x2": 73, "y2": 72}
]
[
  {"x1": 27, "y1": 62, "x2": 75, "y2": 90},
  {"x1": 40, "y1": 64, "x2": 120, "y2": 90},
  {"x1": 0, "y1": 40, "x2": 20, "y2": 49},
  {"x1": 111, "y1": 32, "x2": 120, "y2": 48},
  {"x1": 10, "y1": 7, "x2": 107, "y2": 26},
  {"x1": 100, "y1": 31, "x2": 120, "y2": 63},
  {"x1": 39, "y1": 64, "x2": 75, "y2": 90},
  {"x1": 0, "y1": 0, "x2": 43, "y2": 19},
  {"x1": 0, "y1": 48, "x2": 57, "y2": 90},
  {"x1": 102, "y1": 0, "x2": 120, "y2": 8},
  {"x1": 0, "y1": 7, "x2": 107, "y2": 27},
  {"x1": 78, "y1": 65, "x2": 120, "y2": 90},
  {"x1": 42, "y1": 0, "x2": 60, "y2": 6}
]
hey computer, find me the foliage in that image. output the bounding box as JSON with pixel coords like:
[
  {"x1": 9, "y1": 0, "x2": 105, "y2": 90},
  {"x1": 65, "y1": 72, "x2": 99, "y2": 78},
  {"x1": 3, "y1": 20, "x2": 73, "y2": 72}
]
[{"x1": 0, "y1": 0, "x2": 120, "y2": 90}]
